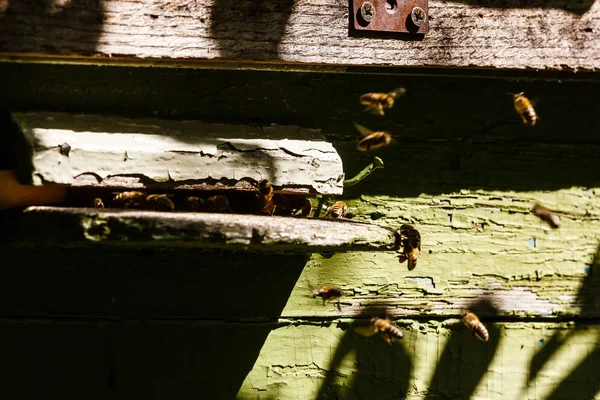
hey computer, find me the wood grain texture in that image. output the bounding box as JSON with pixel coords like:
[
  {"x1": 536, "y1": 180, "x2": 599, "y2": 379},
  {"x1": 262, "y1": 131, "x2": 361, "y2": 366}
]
[
  {"x1": 14, "y1": 112, "x2": 344, "y2": 195},
  {"x1": 0, "y1": 0, "x2": 598, "y2": 70},
  {"x1": 5, "y1": 206, "x2": 400, "y2": 252}
]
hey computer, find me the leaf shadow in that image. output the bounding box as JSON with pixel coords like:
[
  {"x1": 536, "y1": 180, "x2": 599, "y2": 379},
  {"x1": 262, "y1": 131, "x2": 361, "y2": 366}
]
[
  {"x1": 528, "y1": 242, "x2": 600, "y2": 398},
  {"x1": 316, "y1": 307, "x2": 413, "y2": 400},
  {"x1": 425, "y1": 299, "x2": 502, "y2": 399}
]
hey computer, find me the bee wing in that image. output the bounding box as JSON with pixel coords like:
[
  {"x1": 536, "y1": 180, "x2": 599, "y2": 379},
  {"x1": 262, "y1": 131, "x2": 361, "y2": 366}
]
[
  {"x1": 353, "y1": 122, "x2": 375, "y2": 137},
  {"x1": 355, "y1": 326, "x2": 377, "y2": 337},
  {"x1": 389, "y1": 87, "x2": 407, "y2": 99}
]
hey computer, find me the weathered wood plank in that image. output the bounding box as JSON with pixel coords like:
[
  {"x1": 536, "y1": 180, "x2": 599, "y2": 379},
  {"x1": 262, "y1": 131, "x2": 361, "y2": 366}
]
[
  {"x1": 238, "y1": 321, "x2": 600, "y2": 400},
  {"x1": 283, "y1": 187, "x2": 600, "y2": 319},
  {"x1": 5, "y1": 206, "x2": 400, "y2": 252},
  {"x1": 0, "y1": 0, "x2": 598, "y2": 71},
  {"x1": 14, "y1": 112, "x2": 344, "y2": 195}
]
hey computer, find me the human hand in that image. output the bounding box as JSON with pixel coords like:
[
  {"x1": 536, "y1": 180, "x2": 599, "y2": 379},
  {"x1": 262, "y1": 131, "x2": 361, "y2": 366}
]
[{"x1": 0, "y1": 170, "x2": 66, "y2": 211}]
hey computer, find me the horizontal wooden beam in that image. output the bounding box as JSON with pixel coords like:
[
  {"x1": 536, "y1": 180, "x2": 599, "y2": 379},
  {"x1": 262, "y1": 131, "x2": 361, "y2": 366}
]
[
  {"x1": 6, "y1": 206, "x2": 400, "y2": 252},
  {"x1": 14, "y1": 112, "x2": 344, "y2": 195},
  {"x1": 0, "y1": 0, "x2": 597, "y2": 71}
]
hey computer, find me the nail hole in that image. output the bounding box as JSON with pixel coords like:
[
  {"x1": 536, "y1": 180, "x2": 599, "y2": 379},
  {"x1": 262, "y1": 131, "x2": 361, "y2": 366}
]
[
  {"x1": 385, "y1": 0, "x2": 397, "y2": 14},
  {"x1": 447, "y1": 214, "x2": 452, "y2": 223},
  {"x1": 528, "y1": 238, "x2": 536, "y2": 249},
  {"x1": 539, "y1": 339, "x2": 545, "y2": 345}
]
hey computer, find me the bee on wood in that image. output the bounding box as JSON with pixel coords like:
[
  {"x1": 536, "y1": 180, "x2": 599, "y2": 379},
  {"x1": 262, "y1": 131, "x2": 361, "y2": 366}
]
[
  {"x1": 354, "y1": 123, "x2": 394, "y2": 154},
  {"x1": 184, "y1": 196, "x2": 203, "y2": 212},
  {"x1": 113, "y1": 191, "x2": 147, "y2": 209},
  {"x1": 314, "y1": 285, "x2": 343, "y2": 311},
  {"x1": 324, "y1": 201, "x2": 348, "y2": 219},
  {"x1": 145, "y1": 194, "x2": 175, "y2": 211},
  {"x1": 57, "y1": 142, "x2": 71, "y2": 156},
  {"x1": 532, "y1": 202, "x2": 560, "y2": 229},
  {"x1": 204, "y1": 195, "x2": 232, "y2": 213},
  {"x1": 510, "y1": 92, "x2": 539, "y2": 127},
  {"x1": 360, "y1": 87, "x2": 406, "y2": 116},
  {"x1": 257, "y1": 179, "x2": 276, "y2": 215},
  {"x1": 397, "y1": 224, "x2": 421, "y2": 271},
  {"x1": 355, "y1": 317, "x2": 404, "y2": 345},
  {"x1": 461, "y1": 310, "x2": 489, "y2": 342},
  {"x1": 93, "y1": 198, "x2": 104, "y2": 209}
]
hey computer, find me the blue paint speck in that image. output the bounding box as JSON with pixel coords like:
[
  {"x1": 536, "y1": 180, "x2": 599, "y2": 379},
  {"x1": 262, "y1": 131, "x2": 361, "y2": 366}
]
[
  {"x1": 585, "y1": 265, "x2": 591, "y2": 274},
  {"x1": 539, "y1": 339, "x2": 545, "y2": 345},
  {"x1": 528, "y1": 238, "x2": 536, "y2": 249}
]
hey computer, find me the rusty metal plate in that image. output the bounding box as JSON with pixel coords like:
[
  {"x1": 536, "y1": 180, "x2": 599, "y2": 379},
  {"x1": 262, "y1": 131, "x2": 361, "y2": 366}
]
[{"x1": 352, "y1": 0, "x2": 429, "y2": 35}]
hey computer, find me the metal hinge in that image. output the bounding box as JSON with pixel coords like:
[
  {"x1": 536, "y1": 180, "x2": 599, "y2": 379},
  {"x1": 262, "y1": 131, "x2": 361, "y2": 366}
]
[{"x1": 352, "y1": 0, "x2": 429, "y2": 35}]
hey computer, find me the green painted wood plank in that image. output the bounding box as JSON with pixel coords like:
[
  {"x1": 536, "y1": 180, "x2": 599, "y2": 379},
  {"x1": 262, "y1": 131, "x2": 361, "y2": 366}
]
[{"x1": 238, "y1": 321, "x2": 600, "y2": 400}]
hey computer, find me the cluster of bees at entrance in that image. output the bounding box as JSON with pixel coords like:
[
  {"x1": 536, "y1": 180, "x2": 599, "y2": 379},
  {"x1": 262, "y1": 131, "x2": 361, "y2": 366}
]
[{"x1": 314, "y1": 87, "x2": 554, "y2": 345}]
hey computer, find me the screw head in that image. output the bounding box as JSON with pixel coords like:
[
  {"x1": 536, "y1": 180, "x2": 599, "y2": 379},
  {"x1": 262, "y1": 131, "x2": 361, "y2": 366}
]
[
  {"x1": 360, "y1": 2, "x2": 375, "y2": 23},
  {"x1": 411, "y1": 6, "x2": 426, "y2": 27}
]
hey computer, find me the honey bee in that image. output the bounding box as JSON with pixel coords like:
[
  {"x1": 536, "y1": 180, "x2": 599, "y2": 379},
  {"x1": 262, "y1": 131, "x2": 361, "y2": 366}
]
[
  {"x1": 461, "y1": 310, "x2": 489, "y2": 342},
  {"x1": 354, "y1": 123, "x2": 393, "y2": 153},
  {"x1": 184, "y1": 196, "x2": 203, "y2": 212},
  {"x1": 510, "y1": 92, "x2": 539, "y2": 126},
  {"x1": 93, "y1": 198, "x2": 104, "y2": 209},
  {"x1": 204, "y1": 195, "x2": 232, "y2": 213},
  {"x1": 145, "y1": 194, "x2": 175, "y2": 211},
  {"x1": 397, "y1": 224, "x2": 421, "y2": 271},
  {"x1": 113, "y1": 191, "x2": 147, "y2": 209},
  {"x1": 324, "y1": 201, "x2": 348, "y2": 219},
  {"x1": 360, "y1": 87, "x2": 406, "y2": 116},
  {"x1": 314, "y1": 285, "x2": 343, "y2": 311},
  {"x1": 355, "y1": 317, "x2": 404, "y2": 345},
  {"x1": 532, "y1": 202, "x2": 560, "y2": 229},
  {"x1": 257, "y1": 179, "x2": 276, "y2": 215}
]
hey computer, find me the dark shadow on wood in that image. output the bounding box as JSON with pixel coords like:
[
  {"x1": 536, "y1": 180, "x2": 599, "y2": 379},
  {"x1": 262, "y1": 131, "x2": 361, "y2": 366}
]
[
  {"x1": 209, "y1": 0, "x2": 295, "y2": 61},
  {"x1": 0, "y1": 0, "x2": 105, "y2": 55},
  {"x1": 0, "y1": 248, "x2": 308, "y2": 396},
  {"x1": 0, "y1": 319, "x2": 279, "y2": 399},
  {"x1": 0, "y1": 247, "x2": 308, "y2": 318},
  {"x1": 425, "y1": 299, "x2": 501, "y2": 399},
  {"x1": 316, "y1": 307, "x2": 413, "y2": 400},
  {"x1": 1, "y1": 64, "x2": 599, "y2": 196},
  {"x1": 528, "y1": 243, "x2": 600, "y2": 395}
]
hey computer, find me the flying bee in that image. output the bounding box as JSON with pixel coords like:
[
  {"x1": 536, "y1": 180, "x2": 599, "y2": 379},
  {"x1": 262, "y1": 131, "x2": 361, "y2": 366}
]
[
  {"x1": 257, "y1": 179, "x2": 276, "y2": 215},
  {"x1": 510, "y1": 92, "x2": 539, "y2": 127},
  {"x1": 184, "y1": 196, "x2": 203, "y2": 212},
  {"x1": 355, "y1": 317, "x2": 404, "y2": 345},
  {"x1": 461, "y1": 310, "x2": 489, "y2": 342},
  {"x1": 354, "y1": 123, "x2": 394, "y2": 154},
  {"x1": 145, "y1": 194, "x2": 175, "y2": 211},
  {"x1": 313, "y1": 285, "x2": 343, "y2": 311},
  {"x1": 324, "y1": 201, "x2": 348, "y2": 219},
  {"x1": 204, "y1": 195, "x2": 232, "y2": 213},
  {"x1": 532, "y1": 202, "x2": 560, "y2": 229},
  {"x1": 397, "y1": 224, "x2": 422, "y2": 271},
  {"x1": 113, "y1": 191, "x2": 147, "y2": 209},
  {"x1": 360, "y1": 87, "x2": 406, "y2": 116},
  {"x1": 93, "y1": 198, "x2": 104, "y2": 209}
]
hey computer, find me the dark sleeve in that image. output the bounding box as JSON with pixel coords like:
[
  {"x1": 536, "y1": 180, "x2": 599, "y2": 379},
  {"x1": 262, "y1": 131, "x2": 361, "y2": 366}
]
[
  {"x1": 0, "y1": 106, "x2": 34, "y2": 183},
  {"x1": 0, "y1": 107, "x2": 16, "y2": 170}
]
